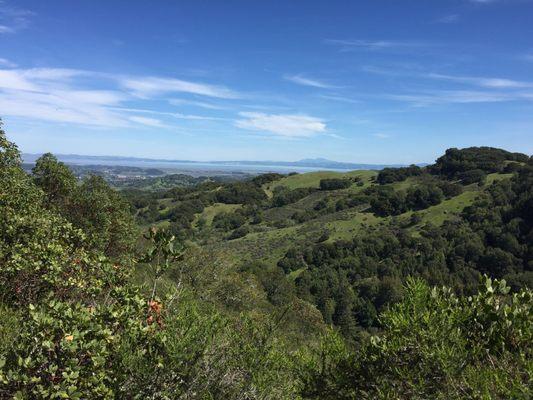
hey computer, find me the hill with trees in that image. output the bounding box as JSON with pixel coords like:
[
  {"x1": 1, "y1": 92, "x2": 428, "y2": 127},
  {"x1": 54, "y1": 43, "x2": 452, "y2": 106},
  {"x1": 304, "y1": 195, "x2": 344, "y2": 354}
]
[{"x1": 1, "y1": 122, "x2": 531, "y2": 399}]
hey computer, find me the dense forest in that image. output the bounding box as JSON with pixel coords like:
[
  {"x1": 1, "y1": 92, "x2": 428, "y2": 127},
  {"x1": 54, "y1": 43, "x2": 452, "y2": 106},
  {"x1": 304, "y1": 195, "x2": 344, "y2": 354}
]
[{"x1": 1, "y1": 123, "x2": 532, "y2": 399}]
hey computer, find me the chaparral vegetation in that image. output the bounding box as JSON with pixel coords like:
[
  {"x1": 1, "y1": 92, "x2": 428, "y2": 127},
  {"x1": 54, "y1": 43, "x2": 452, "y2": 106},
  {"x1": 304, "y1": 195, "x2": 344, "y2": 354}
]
[{"x1": 1, "y1": 122, "x2": 531, "y2": 399}]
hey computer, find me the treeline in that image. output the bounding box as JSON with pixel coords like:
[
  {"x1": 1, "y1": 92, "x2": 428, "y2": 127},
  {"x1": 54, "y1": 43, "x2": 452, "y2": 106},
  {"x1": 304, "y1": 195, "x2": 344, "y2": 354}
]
[
  {"x1": 376, "y1": 147, "x2": 531, "y2": 185},
  {"x1": 127, "y1": 172, "x2": 317, "y2": 239},
  {"x1": 319, "y1": 178, "x2": 352, "y2": 190},
  {"x1": 377, "y1": 164, "x2": 423, "y2": 184},
  {"x1": 430, "y1": 146, "x2": 529, "y2": 178},
  {"x1": 367, "y1": 181, "x2": 463, "y2": 217},
  {"x1": 272, "y1": 187, "x2": 315, "y2": 207},
  {"x1": 126, "y1": 147, "x2": 532, "y2": 247}
]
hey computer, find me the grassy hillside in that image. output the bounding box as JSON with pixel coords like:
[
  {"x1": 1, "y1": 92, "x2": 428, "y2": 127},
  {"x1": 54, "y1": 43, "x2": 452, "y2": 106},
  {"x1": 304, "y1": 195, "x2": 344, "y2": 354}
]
[
  {"x1": 144, "y1": 168, "x2": 513, "y2": 270},
  {"x1": 194, "y1": 203, "x2": 242, "y2": 227},
  {"x1": 265, "y1": 170, "x2": 376, "y2": 191}
]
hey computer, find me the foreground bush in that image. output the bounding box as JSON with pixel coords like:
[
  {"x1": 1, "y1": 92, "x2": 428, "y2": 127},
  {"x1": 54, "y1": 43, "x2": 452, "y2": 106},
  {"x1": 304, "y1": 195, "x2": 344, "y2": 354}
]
[
  {"x1": 0, "y1": 126, "x2": 300, "y2": 399},
  {"x1": 300, "y1": 277, "x2": 532, "y2": 399}
]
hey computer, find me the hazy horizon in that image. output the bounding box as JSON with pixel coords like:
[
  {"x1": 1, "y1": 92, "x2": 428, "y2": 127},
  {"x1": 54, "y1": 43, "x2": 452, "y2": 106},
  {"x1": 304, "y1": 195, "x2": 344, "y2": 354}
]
[{"x1": 21, "y1": 150, "x2": 425, "y2": 165}]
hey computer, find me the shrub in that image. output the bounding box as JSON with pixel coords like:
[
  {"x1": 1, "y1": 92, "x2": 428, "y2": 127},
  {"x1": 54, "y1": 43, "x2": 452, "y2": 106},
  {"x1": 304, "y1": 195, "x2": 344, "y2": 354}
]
[
  {"x1": 215, "y1": 182, "x2": 267, "y2": 205},
  {"x1": 377, "y1": 165, "x2": 423, "y2": 184},
  {"x1": 213, "y1": 212, "x2": 246, "y2": 231},
  {"x1": 319, "y1": 178, "x2": 351, "y2": 191},
  {"x1": 228, "y1": 225, "x2": 249, "y2": 240},
  {"x1": 251, "y1": 173, "x2": 284, "y2": 186},
  {"x1": 0, "y1": 126, "x2": 303, "y2": 399},
  {"x1": 431, "y1": 147, "x2": 527, "y2": 178},
  {"x1": 437, "y1": 180, "x2": 464, "y2": 198},
  {"x1": 272, "y1": 187, "x2": 314, "y2": 207},
  {"x1": 460, "y1": 169, "x2": 487, "y2": 185},
  {"x1": 300, "y1": 277, "x2": 533, "y2": 399}
]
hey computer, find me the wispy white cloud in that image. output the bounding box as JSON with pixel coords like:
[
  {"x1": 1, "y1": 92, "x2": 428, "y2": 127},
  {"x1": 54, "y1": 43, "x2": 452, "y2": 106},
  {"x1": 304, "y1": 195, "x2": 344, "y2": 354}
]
[
  {"x1": 470, "y1": 0, "x2": 532, "y2": 5},
  {"x1": 523, "y1": 53, "x2": 533, "y2": 62},
  {"x1": 0, "y1": 88, "x2": 129, "y2": 127},
  {"x1": 0, "y1": 67, "x2": 243, "y2": 129},
  {"x1": 0, "y1": 68, "x2": 91, "y2": 92},
  {"x1": 360, "y1": 65, "x2": 404, "y2": 77},
  {"x1": 22, "y1": 68, "x2": 89, "y2": 81},
  {"x1": 359, "y1": 65, "x2": 533, "y2": 105},
  {"x1": 383, "y1": 90, "x2": 531, "y2": 106},
  {"x1": 0, "y1": 24, "x2": 13, "y2": 33},
  {"x1": 0, "y1": 69, "x2": 40, "y2": 91},
  {"x1": 427, "y1": 73, "x2": 533, "y2": 89},
  {"x1": 283, "y1": 74, "x2": 337, "y2": 89},
  {"x1": 111, "y1": 106, "x2": 223, "y2": 121},
  {"x1": 317, "y1": 94, "x2": 361, "y2": 104},
  {"x1": 362, "y1": 65, "x2": 533, "y2": 90},
  {"x1": 324, "y1": 39, "x2": 427, "y2": 52},
  {"x1": 436, "y1": 14, "x2": 460, "y2": 24},
  {"x1": 128, "y1": 116, "x2": 166, "y2": 128},
  {"x1": 0, "y1": 70, "x2": 130, "y2": 128},
  {"x1": 373, "y1": 133, "x2": 391, "y2": 139},
  {"x1": 121, "y1": 76, "x2": 240, "y2": 99},
  {"x1": 0, "y1": 2, "x2": 34, "y2": 34},
  {"x1": 169, "y1": 98, "x2": 227, "y2": 110},
  {"x1": 236, "y1": 112, "x2": 326, "y2": 138},
  {"x1": 0, "y1": 57, "x2": 16, "y2": 68}
]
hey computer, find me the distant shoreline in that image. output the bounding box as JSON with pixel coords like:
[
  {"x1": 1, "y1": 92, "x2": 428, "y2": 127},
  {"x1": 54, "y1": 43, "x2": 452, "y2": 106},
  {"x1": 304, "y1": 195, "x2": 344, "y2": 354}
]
[{"x1": 23, "y1": 153, "x2": 422, "y2": 174}]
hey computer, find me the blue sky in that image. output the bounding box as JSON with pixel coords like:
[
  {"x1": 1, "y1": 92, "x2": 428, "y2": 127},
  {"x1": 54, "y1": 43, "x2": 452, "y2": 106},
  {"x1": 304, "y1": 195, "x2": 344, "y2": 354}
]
[{"x1": 0, "y1": 0, "x2": 532, "y2": 163}]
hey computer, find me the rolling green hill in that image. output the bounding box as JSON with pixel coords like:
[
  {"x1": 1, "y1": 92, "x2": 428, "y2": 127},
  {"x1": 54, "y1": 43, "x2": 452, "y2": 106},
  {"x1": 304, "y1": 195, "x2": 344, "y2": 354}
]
[
  {"x1": 3, "y1": 130, "x2": 532, "y2": 399},
  {"x1": 146, "y1": 168, "x2": 489, "y2": 268},
  {"x1": 124, "y1": 146, "x2": 533, "y2": 346}
]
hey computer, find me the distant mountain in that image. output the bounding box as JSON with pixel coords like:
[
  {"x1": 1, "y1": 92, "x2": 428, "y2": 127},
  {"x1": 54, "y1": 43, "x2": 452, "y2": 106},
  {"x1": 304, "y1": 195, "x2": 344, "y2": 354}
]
[
  {"x1": 294, "y1": 158, "x2": 408, "y2": 169},
  {"x1": 22, "y1": 153, "x2": 420, "y2": 171}
]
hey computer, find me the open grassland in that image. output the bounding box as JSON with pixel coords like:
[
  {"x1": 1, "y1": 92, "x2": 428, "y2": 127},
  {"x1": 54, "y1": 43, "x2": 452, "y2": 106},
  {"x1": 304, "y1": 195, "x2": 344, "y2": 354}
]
[
  {"x1": 194, "y1": 203, "x2": 242, "y2": 227},
  {"x1": 486, "y1": 172, "x2": 514, "y2": 184},
  {"x1": 416, "y1": 190, "x2": 479, "y2": 226},
  {"x1": 265, "y1": 170, "x2": 377, "y2": 191},
  {"x1": 326, "y1": 210, "x2": 383, "y2": 241},
  {"x1": 207, "y1": 224, "x2": 301, "y2": 266}
]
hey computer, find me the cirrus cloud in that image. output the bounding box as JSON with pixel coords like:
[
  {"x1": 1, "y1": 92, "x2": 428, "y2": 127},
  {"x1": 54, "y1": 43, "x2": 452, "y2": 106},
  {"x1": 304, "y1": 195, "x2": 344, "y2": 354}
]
[
  {"x1": 0, "y1": 2, "x2": 34, "y2": 34},
  {"x1": 120, "y1": 76, "x2": 240, "y2": 99},
  {"x1": 324, "y1": 39, "x2": 428, "y2": 53},
  {"x1": 0, "y1": 66, "x2": 241, "y2": 129},
  {"x1": 128, "y1": 116, "x2": 167, "y2": 128},
  {"x1": 0, "y1": 57, "x2": 17, "y2": 68},
  {"x1": 427, "y1": 73, "x2": 533, "y2": 89},
  {"x1": 283, "y1": 74, "x2": 337, "y2": 89},
  {"x1": 236, "y1": 112, "x2": 326, "y2": 138}
]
